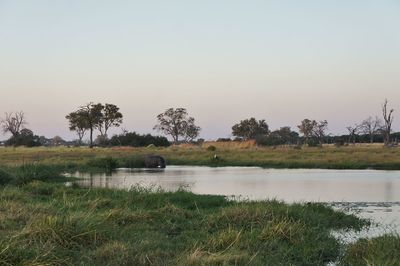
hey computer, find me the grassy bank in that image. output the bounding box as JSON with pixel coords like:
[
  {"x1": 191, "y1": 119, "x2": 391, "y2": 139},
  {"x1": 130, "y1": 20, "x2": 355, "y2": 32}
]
[
  {"x1": 0, "y1": 165, "x2": 398, "y2": 265},
  {"x1": 0, "y1": 180, "x2": 367, "y2": 265},
  {"x1": 1, "y1": 144, "x2": 400, "y2": 170}
]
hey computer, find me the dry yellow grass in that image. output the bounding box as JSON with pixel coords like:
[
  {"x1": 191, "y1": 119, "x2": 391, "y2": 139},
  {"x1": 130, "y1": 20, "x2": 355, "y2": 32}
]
[
  {"x1": 201, "y1": 140, "x2": 257, "y2": 150},
  {"x1": 0, "y1": 143, "x2": 400, "y2": 169}
]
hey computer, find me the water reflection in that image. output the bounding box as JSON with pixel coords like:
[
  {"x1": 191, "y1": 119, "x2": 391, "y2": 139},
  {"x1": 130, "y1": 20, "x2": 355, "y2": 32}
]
[{"x1": 73, "y1": 166, "x2": 400, "y2": 203}]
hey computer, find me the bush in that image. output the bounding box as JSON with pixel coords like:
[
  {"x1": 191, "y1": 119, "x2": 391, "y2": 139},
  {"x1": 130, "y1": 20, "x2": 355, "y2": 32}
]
[
  {"x1": 255, "y1": 128, "x2": 299, "y2": 146},
  {"x1": 207, "y1": 145, "x2": 217, "y2": 151},
  {"x1": 0, "y1": 168, "x2": 12, "y2": 185},
  {"x1": 109, "y1": 132, "x2": 170, "y2": 147},
  {"x1": 87, "y1": 157, "x2": 118, "y2": 171},
  {"x1": 217, "y1": 138, "x2": 231, "y2": 142},
  {"x1": 307, "y1": 139, "x2": 321, "y2": 147},
  {"x1": 118, "y1": 156, "x2": 146, "y2": 168},
  {"x1": 13, "y1": 164, "x2": 60, "y2": 185},
  {"x1": 5, "y1": 129, "x2": 41, "y2": 147}
]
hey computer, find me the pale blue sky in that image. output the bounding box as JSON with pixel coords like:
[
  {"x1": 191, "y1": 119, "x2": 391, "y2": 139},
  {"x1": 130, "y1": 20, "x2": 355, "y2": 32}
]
[{"x1": 0, "y1": 1, "x2": 399, "y2": 140}]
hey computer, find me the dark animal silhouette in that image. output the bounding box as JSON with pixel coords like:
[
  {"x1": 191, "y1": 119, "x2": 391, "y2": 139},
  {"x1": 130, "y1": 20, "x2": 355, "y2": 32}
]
[{"x1": 144, "y1": 155, "x2": 166, "y2": 168}]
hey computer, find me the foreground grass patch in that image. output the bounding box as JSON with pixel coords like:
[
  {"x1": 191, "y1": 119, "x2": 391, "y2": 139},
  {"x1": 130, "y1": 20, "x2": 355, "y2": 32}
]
[
  {"x1": 0, "y1": 181, "x2": 370, "y2": 266},
  {"x1": 342, "y1": 235, "x2": 400, "y2": 265}
]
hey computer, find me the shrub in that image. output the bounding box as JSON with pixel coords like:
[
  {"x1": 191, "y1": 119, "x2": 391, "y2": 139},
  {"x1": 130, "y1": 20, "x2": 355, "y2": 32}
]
[
  {"x1": 5, "y1": 129, "x2": 41, "y2": 147},
  {"x1": 118, "y1": 156, "x2": 146, "y2": 168},
  {"x1": 0, "y1": 168, "x2": 12, "y2": 185},
  {"x1": 217, "y1": 138, "x2": 231, "y2": 142},
  {"x1": 13, "y1": 164, "x2": 60, "y2": 185},
  {"x1": 109, "y1": 132, "x2": 170, "y2": 147},
  {"x1": 206, "y1": 145, "x2": 217, "y2": 151},
  {"x1": 87, "y1": 157, "x2": 118, "y2": 171}
]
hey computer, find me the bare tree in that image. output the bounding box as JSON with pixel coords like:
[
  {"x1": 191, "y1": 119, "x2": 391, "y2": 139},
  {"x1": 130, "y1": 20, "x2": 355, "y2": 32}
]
[
  {"x1": 1, "y1": 111, "x2": 26, "y2": 137},
  {"x1": 360, "y1": 116, "x2": 382, "y2": 143},
  {"x1": 346, "y1": 124, "x2": 361, "y2": 145},
  {"x1": 382, "y1": 99, "x2": 394, "y2": 146}
]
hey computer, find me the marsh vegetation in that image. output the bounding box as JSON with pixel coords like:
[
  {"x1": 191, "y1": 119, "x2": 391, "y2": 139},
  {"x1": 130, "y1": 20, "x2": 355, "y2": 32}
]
[
  {"x1": 0, "y1": 150, "x2": 399, "y2": 265},
  {"x1": 0, "y1": 165, "x2": 385, "y2": 265}
]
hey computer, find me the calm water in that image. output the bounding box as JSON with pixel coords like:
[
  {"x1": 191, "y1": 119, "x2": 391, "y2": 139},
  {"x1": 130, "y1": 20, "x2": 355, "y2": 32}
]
[
  {"x1": 71, "y1": 166, "x2": 400, "y2": 237},
  {"x1": 73, "y1": 166, "x2": 400, "y2": 202}
]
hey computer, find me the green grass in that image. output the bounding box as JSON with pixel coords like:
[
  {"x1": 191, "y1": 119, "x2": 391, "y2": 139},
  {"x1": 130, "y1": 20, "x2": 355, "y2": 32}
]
[
  {"x1": 341, "y1": 235, "x2": 400, "y2": 265},
  {"x1": 0, "y1": 179, "x2": 368, "y2": 266},
  {"x1": 1, "y1": 144, "x2": 400, "y2": 170}
]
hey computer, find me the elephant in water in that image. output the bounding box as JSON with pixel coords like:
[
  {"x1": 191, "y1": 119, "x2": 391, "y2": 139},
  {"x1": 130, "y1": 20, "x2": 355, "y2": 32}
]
[{"x1": 144, "y1": 155, "x2": 166, "y2": 168}]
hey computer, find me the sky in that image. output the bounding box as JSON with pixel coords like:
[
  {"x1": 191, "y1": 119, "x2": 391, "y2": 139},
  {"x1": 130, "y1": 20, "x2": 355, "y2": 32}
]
[{"x1": 0, "y1": 0, "x2": 399, "y2": 141}]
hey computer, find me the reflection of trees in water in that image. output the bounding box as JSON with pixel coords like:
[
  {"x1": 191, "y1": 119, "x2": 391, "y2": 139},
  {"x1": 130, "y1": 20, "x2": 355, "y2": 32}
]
[
  {"x1": 76, "y1": 168, "x2": 400, "y2": 203},
  {"x1": 83, "y1": 170, "x2": 195, "y2": 191}
]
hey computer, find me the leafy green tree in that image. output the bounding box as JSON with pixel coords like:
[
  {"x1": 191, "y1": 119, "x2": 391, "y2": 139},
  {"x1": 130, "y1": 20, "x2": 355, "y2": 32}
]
[
  {"x1": 275, "y1": 126, "x2": 300, "y2": 144},
  {"x1": 255, "y1": 126, "x2": 299, "y2": 146},
  {"x1": 5, "y1": 128, "x2": 41, "y2": 147},
  {"x1": 66, "y1": 110, "x2": 89, "y2": 145},
  {"x1": 66, "y1": 103, "x2": 123, "y2": 147},
  {"x1": 154, "y1": 108, "x2": 200, "y2": 143},
  {"x1": 80, "y1": 103, "x2": 103, "y2": 148},
  {"x1": 298, "y1": 119, "x2": 317, "y2": 145},
  {"x1": 96, "y1": 103, "x2": 123, "y2": 137},
  {"x1": 231, "y1": 118, "x2": 269, "y2": 140},
  {"x1": 66, "y1": 103, "x2": 103, "y2": 148},
  {"x1": 110, "y1": 131, "x2": 170, "y2": 147}
]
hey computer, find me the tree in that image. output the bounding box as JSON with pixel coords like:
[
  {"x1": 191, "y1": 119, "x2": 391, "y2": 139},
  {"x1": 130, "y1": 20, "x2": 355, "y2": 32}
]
[
  {"x1": 66, "y1": 103, "x2": 123, "y2": 146},
  {"x1": 382, "y1": 99, "x2": 394, "y2": 146},
  {"x1": 232, "y1": 118, "x2": 269, "y2": 140},
  {"x1": 96, "y1": 103, "x2": 123, "y2": 137},
  {"x1": 52, "y1": 136, "x2": 65, "y2": 146},
  {"x1": 255, "y1": 126, "x2": 299, "y2": 146},
  {"x1": 66, "y1": 103, "x2": 103, "y2": 148},
  {"x1": 66, "y1": 110, "x2": 89, "y2": 145},
  {"x1": 109, "y1": 131, "x2": 170, "y2": 147},
  {"x1": 346, "y1": 124, "x2": 361, "y2": 145},
  {"x1": 5, "y1": 128, "x2": 41, "y2": 147},
  {"x1": 312, "y1": 120, "x2": 328, "y2": 145},
  {"x1": 298, "y1": 119, "x2": 317, "y2": 145},
  {"x1": 360, "y1": 116, "x2": 382, "y2": 143},
  {"x1": 154, "y1": 108, "x2": 201, "y2": 143},
  {"x1": 1, "y1": 111, "x2": 26, "y2": 137},
  {"x1": 183, "y1": 117, "x2": 201, "y2": 142}
]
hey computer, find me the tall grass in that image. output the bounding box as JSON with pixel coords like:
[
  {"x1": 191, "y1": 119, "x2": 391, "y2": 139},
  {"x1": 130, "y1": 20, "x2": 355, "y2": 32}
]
[
  {"x1": 341, "y1": 234, "x2": 400, "y2": 265},
  {"x1": 0, "y1": 180, "x2": 371, "y2": 265}
]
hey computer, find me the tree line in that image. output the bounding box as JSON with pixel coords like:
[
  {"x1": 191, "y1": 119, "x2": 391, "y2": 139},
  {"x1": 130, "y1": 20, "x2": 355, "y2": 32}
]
[
  {"x1": 230, "y1": 99, "x2": 397, "y2": 146},
  {"x1": 0, "y1": 99, "x2": 398, "y2": 147}
]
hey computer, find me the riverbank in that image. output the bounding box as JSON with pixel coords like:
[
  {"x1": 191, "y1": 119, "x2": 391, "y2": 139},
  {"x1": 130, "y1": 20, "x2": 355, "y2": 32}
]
[
  {"x1": 1, "y1": 144, "x2": 400, "y2": 170},
  {"x1": 0, "y1": 165, "x2": 399, "y2": 265}
]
